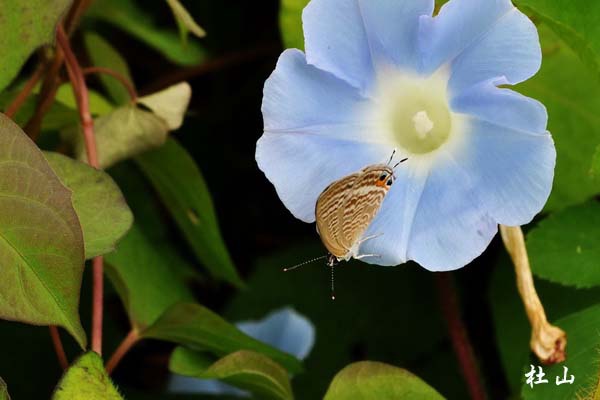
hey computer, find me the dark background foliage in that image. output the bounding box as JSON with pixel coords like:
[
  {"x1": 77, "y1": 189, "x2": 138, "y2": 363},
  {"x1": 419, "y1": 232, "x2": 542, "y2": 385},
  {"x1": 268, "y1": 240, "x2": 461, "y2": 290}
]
[{"x1": 3, "y1": 0, "x2": 600, "y2": 399}]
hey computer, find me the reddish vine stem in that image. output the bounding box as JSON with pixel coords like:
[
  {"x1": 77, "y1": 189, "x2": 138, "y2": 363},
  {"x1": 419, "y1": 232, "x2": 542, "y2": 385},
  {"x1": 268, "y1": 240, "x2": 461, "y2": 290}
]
[
  {"x1": 56, "y1": 25, "x2": 104, "y2": 355},
  {"x1": 24, "y1": 51, "x2": 64, "y2": 140},
  {"x1": 105, "y1": 329, "x2": 139, "y2": 375},
  {"x1": 4, "y1": 66, "x2": 44, "y2": 118},
  {"x1": 49, "y1": 326, "x2": 68, "y2": 370},
  {"x1": 435, "y1": 273, "x2": 487, "y2": 400},
  {"x1": 82, "y1": 66, "x2": 138, "y2": 101}
]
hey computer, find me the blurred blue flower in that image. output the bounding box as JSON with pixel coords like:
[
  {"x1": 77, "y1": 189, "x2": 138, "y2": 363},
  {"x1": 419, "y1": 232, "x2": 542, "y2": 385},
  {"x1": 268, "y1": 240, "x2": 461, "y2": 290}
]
[
  {"x1": 256, "y1": 0, "x2": 555, "y2": 271},
  {"x1": 168, "y1": 307, "x2": 315, "y2": 396}
]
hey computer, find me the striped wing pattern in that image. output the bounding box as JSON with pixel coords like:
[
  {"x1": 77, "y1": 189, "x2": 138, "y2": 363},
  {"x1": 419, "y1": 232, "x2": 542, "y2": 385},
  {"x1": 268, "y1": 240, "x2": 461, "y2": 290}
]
[
  {"x1": 338, "y1": 169, "x2": 387, "y2": 251},
  {"x1": 316, "y1": 165, "x2": 390, "y2": 258},
  {"x1": 316, "y1": 173, "x2": 360, "y2": 257}
]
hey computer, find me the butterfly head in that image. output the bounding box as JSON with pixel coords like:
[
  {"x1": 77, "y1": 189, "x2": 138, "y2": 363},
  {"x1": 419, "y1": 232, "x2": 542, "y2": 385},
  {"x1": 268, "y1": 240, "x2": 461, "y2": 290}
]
[{"x1": 366, "y1": 165, "x2": 395, "y2": 189}]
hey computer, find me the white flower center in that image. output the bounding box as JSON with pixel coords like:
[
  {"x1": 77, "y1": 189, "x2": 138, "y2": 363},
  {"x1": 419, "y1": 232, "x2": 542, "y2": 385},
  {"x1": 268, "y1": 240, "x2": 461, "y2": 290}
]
[
  {"x1": 412, "y1": 110, "x2": 435, "y2": 139},
  {"x1": 370, "y1": 66, "x2": 468, "y2": 157}
]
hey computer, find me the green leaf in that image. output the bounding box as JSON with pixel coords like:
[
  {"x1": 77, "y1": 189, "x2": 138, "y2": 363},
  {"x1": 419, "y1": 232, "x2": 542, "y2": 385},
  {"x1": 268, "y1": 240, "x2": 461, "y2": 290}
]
[
  {"x1": 521, "y1": 304, "x2": 600, "y2": 400},
  {"x1": 142, "y1": 302, "x2": 303, "y2": 374},
  {"x1": 0, "y1": 90, "x2": 79, "y2": 131},
  {"x1": 83, "y1": 32, "x2": 134, "y2": 105},
  {"x1": 87, "y1": 0, "x2": 209, "y2": 65},
  {"x1": 52, "y1": 352, "x2": 123, "y2": 400},
  {"x1": 527, "y1": 201, "x2": 600, "y2": 288},
  {"x1": 0, "y1": 377, "x2": 9, "y2": 400},
  {"x1": 136, "y1": 139, "x2": 242, "y2": 287},
  {"x1": 0, "y1": 113, "x2": 86, "y2": 348},
  {"x1": 516, "y1": 26, "x2": 600, "y2": 210},
  {"x1": 0, "y1": 0, "x2": 71, "y2": 92},
  {"x1": 591, "y1": 145, "x2": 600, "y2": 177},
  {"x1": 165, "y1": 0, "x2": 206, "y2": 44},
  {"x1": 68, "y1": 104, "x2": 169, "y2": 169},
  {"x1": 514, "y1": 0, "x2": 600, "y2": 79},
  {"x1": 104, "y1": 224, "x2": 194, "y2": 330},
  {"x1": 137, "y1": 83, "x2": 191, "y2": 130},
  {"x1": 490, "y1": 254, "x2": 600, "y2": 393},
  {"x1": 44, "y1": 152, "x2": 133, "y2": 259},
  {"x1": 170, "y1": 347, "x2": 293, "y2": 400},
  {"x1": 279, "y1": 0, "x2": 309, "y2": 50},
  {"x1": 54, "y1": 84, "x2": 114, "y2": 117},
  {"x1": 324, "y1": 361, "x2": 445, "y2": 400}
]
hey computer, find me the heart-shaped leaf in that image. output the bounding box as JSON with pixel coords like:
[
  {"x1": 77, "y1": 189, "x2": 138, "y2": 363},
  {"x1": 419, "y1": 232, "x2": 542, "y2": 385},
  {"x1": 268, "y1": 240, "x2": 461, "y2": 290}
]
[
  {"x1": 521, "y1": 304, "x2": 600, "y2": 400},
  {"x1": 83, "y1": 32, "x2": 135, "y2": 105},
  {"x1": 527, "y1": 201, "x2": 600, "y2": 288},
  {"x1": 514, "y1": 0, "x2": 600, "y2": 79},
  {"x1": 0, "y1": 113, "x2": 86, "y2": 348},
  {"x1": 170, "y1": 347, "x2": 293, "y2": 400},
  {"x1": 516, "y1": 27, "x2": 600, "y2": 210},
  {"x1": 324, "y1": 361, "x2": 445, "y2": 400},
  {"x1": 0, "y1": 377, "x2": 9, "y2": 400},
  {"x1": 136, "y1": 139, "x2": 242, "y2": 287},
  {"x1": 0, "y1": 0, "x2": 71, "y2": 91},
  {"x1": 105, "y1": 224, "x2": 194, "y2": 331},
  {"x1": 69, "y1": 104, "x2": 168, "y2": 169},
  {"x1": 44, "y1": 152, "x2": 133, "y2": 259},
  {"x1": 52, "y1": 352, "x2": 122, "y2": 400},
  {"x1": 142, "y1": 303, "x2": 303, "y2": 374},
  {"x1": 165, "y1": 0, "x2": 206, "y2": 44}
]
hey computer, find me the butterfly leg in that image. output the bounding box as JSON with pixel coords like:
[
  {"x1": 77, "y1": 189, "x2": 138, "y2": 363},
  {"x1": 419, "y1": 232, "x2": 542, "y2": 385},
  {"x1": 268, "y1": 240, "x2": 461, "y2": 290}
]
[
  {"x1": 355, "y1": 253, "x2": 381, "y2": 260},
  {"x1": 357, "y1": 233, "x2": 383, "y2": 245}
]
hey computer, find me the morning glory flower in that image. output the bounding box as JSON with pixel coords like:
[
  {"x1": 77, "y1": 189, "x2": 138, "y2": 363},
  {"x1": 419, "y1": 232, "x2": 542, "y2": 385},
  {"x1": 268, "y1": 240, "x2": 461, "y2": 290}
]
[{"x1": 256, "y1": 0, "x2": 555, "y2": 270}]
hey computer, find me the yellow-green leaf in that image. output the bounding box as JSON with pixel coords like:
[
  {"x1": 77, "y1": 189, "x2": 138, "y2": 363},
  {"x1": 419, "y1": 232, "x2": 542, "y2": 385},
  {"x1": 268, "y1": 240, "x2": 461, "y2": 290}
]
[
  {"x1": 165, "y1": 0, "x2": 206, "y2": 44},
  {"x1": 0, "y1": 377, "x2": 9, "y2": 400},
  {"x1": 137, "y1": 82, "x2": 191, "y2": 130},
  {"x1": 69, "y1": 105, "x2": 169, "y2": 169},
  {"x1": 279, "y1": 0, "x2": 309, "y2": 50},
  {"x1": 170, "y1": 348, "x2": 293, "y2": 400},
  {"x1": 0, "y1": 0, "x2": 71, "y2": 91},
  {"x1": 0, "y1": 113, "x2": 86, "y2": 348},
  {"x1": 52, "y1": 352, "x2": 122, "y2": 400},
  {"x1": 44, "y1": 152, "x2": 133, "y2": 259},
  {"x1": 324, "y1": 361, "x2": 445, "y2": 400}
]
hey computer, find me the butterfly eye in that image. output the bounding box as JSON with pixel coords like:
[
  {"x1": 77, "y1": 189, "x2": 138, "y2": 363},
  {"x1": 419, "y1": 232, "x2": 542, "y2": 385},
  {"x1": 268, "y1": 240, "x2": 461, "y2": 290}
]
[
  {"x1": 379, "y1": 174, "x2": 387, "y2": 181},
  {"x1": 386, "y1": 179, "x2": 393, "y2": 186}
]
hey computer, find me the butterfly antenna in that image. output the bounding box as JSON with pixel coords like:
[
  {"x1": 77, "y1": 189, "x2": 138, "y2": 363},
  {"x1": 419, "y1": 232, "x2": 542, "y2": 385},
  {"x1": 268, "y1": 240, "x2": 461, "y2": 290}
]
[
  {"x1": 330, "y1": 264, "x2": 336, "y2": 300},
  {"x1": 386, "y1": 149, "x2": 397, "y2": 165},
  {"x1": 283, "y1": 255, "x2": 327, "y2": 272},
  {"x1": 393, "y1": 157, "x2": 408, "y2": 169}
]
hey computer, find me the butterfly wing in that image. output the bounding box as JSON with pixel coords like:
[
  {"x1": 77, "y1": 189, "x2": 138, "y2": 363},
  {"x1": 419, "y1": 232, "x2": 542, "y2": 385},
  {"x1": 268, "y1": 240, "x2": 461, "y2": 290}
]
[
  {"x1": 315, "y1": 173, "x2": 360, "y2": 257},
  {"x1": 337, "y1": 168, "x2": 388, "y2": 252}
]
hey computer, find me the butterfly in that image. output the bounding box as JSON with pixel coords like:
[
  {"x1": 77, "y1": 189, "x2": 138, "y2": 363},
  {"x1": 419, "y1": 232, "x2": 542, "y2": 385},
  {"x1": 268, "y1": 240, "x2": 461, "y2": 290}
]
[{"x1": 284, "y1": 152, "x2": 407, "y2": 299}]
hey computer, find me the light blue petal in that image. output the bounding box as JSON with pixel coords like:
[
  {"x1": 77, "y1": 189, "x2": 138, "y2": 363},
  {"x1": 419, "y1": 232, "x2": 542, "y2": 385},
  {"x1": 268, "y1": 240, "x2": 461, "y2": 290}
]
[
  {"x1": 419, "y1": 0, "x2": 540, "y2": 93},
  {"x1": 454, "y1": 121, "x2": 555, "y2": 226},
  {"x1": 303, "y1": 0, "x2": 375, "y2": 90},
  {"x1": 361, "y1": 149, "x2": 499, "y2": 270},
  {"x1": 447, "y1": 9, "x2": 541, "y2": 94},
  {"x1": 169, "y1": 375, "x2": 249, "y2": 397},
  {"x1": 236, "y1": 308, "x2": 315, "y2": 360},
  {"x1": 407, "y1": 151, "x2": 499, "y2": 271},
  {"x1": 451, "y1": 78, "x2": 547, "y2": 134},
  {"x1": 356, "y1": 0, "x2": 433, "y2": 72},
  {"x1": 257, "y1": 133, "x2": 391, "y2": 223},
  {"x1": 360, "y1": 164, "x2": 429, "y2": 266},
  {"x1": 262, "y1": 49, "x2": 372, "y2": 139}
]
